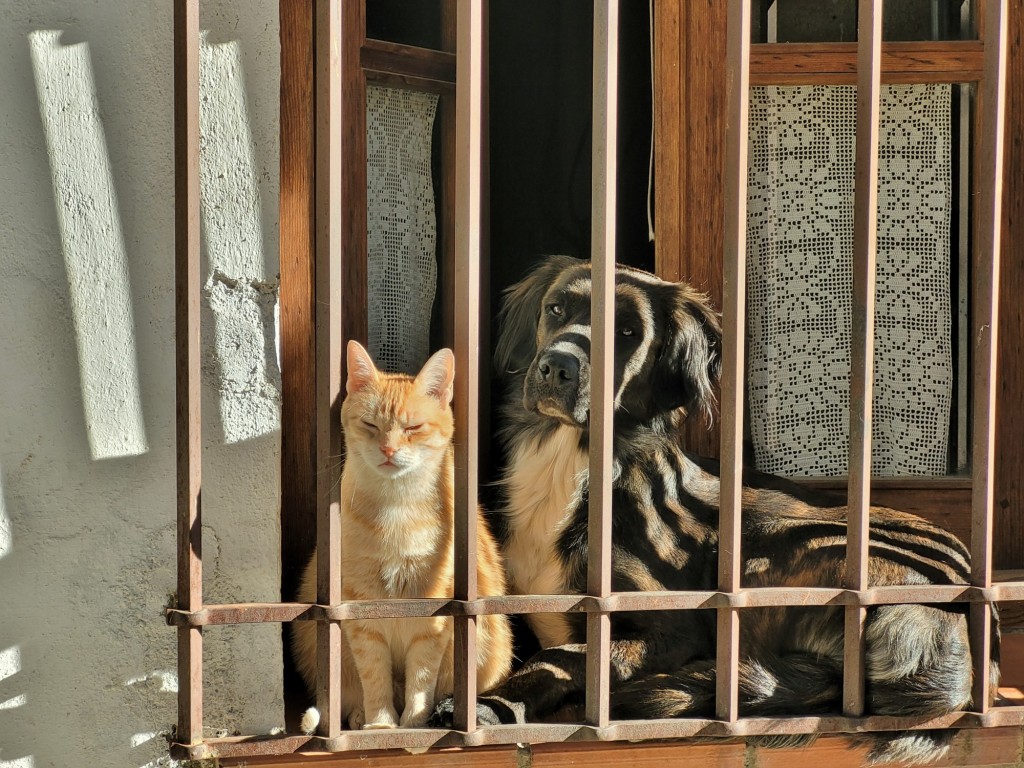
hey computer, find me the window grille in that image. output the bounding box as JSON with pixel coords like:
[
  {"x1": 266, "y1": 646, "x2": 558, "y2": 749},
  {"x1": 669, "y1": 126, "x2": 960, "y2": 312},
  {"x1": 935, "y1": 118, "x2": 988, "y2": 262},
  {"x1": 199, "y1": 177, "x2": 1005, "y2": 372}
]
[{"x1": 168, "y1": 0, "x2": 1020, "y2": 762}]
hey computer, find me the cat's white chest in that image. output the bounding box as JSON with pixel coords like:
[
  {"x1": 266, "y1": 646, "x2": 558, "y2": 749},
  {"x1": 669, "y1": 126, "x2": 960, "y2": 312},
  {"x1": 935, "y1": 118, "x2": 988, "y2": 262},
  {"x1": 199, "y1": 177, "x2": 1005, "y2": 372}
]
[{"x1": 374, "y1": 505, "x2": 444, "y2": 595}]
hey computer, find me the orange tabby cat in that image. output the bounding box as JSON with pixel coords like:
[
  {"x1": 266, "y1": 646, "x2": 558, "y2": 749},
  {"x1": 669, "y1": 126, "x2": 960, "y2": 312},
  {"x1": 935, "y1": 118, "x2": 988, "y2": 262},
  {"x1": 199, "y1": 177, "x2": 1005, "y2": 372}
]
[{"x1": 292, "y1": 340, "x2": 513, "y2": 730}]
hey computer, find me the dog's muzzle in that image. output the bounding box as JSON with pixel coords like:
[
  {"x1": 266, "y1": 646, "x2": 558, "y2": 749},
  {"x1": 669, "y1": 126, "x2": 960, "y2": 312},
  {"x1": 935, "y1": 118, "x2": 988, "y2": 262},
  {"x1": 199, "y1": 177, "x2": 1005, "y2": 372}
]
[{"x1": 523, "y1": 349, "x2": 589, "y2": 425}]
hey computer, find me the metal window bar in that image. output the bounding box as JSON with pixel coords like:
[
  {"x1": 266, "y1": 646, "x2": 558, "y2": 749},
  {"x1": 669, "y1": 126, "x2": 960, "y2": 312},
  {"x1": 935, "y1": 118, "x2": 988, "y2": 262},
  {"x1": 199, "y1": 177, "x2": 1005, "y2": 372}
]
[
  {"x1": 587, "y1": 0, "x2": 617, "y2": 730},
  {"x1": 843, "y1": 0, "x2": 882, "y2": 718},
  {"x1": 173, "y1": 0, "x2": 202, "y2": 748},
  {"x1": 313, "y1": 0, "x2": 343, "y2": 741},
  {"x1": 169, "y1": 0, "x2": 1017, "y2": 761},
  {"x1": 970, "y1": 0, "x2": 1008, "y2": 716},
  {"x1": 717, "y1": 0, "x2": 751, "y2": 724},
  {"x1": 452, "y1": 0, "x2": 483, "y2": 735}
]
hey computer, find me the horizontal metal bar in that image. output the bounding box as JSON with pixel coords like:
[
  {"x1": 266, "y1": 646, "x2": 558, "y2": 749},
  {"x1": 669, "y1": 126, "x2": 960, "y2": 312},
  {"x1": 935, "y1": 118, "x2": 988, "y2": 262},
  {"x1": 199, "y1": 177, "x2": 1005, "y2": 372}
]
[
  {"x1": 172, "y1": 706, "x2": 1024, "y2": 760},
  {"x1": 165, "y1": 582, "x2": 1024, "y2": 626}
]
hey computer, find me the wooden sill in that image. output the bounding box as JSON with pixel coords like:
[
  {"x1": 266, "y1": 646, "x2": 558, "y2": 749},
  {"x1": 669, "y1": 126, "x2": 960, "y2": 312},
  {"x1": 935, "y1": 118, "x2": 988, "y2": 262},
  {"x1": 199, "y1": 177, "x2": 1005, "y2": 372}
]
[{"x1": 218, "y1": 727, "x2": 1024, "y2": 767}]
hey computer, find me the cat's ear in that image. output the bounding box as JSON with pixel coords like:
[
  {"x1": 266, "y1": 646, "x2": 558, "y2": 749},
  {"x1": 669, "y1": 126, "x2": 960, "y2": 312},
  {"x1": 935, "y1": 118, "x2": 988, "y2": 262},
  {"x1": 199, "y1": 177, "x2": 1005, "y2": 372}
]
[
  {"x1": 416, "y1": 348, "x2": 455, "y2": 404},
  {"x1": 346, "y1": 340, "x2": 378, "y2": 394}
]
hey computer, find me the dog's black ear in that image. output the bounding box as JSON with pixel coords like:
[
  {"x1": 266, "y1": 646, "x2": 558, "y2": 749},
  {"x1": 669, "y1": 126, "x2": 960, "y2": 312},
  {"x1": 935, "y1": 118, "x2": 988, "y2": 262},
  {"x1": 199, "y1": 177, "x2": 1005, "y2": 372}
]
[
  {"x1": 495, "y1": 255, "x2": 582, "y2": 374},
  {"x1": 652, "y1": 284, "x2": 723, "y2": 422}
]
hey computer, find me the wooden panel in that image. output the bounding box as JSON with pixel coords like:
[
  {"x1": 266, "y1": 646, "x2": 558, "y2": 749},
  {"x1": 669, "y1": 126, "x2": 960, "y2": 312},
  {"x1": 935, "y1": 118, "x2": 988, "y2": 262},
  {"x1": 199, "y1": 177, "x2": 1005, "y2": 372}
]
[
  {"x1": 995, "y1": 1, "x2": 1024, "y2": 573},
  {"x1": 654, "y1": 2, "x2": 727, "y2": 459},
  {"x1": 361, "y1": 39, "x2": 456, "y2": 83},
  {"x1": 749, "y1": 41, "x2": 985, "y2": 84},
  {"x1": 341, "y1": 2, "x2": 368, "y2": 350},
  {"x1": 279, "y1": 0, "x2": 316, "y2": 607}
]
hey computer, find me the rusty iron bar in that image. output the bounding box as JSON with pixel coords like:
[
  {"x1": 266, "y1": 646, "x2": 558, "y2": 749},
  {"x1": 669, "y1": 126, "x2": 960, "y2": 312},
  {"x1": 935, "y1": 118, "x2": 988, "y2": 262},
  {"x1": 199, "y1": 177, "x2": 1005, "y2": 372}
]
[
  {"x1": 171, "y1": 707, "x2": 1024, "y2": 760},
  {"x1": 970, "y1": 0, "x2": 1008, "y2": 715},
  {"x1": 717, "y1": 0, "x2": 751, "y2": 724},
  {"x1": 586, "y1": 0, "x2": 618, "y2": 730},
  {"x1": 314, "y1": 0, "x2": 344, "y2": 740},
  {"x1": 173, "y1": 0, "x2": 202, "y2": 747},
  {"x1": 453, "y1": 0, "x2": 484, "y2": 733},
  {"x1": 164, "y1": 579, "x2": 1024, "y2": 626},
  {"x1": 843, "y1": 0, "x2": 882, "y2": 718}
]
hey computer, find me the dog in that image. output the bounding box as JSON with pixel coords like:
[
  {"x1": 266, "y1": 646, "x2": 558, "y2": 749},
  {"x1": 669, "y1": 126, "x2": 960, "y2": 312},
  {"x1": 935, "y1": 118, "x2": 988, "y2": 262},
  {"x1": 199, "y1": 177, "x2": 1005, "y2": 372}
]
[{"x1": 432, "y1": 255, "x2": 998, "y2": 764}]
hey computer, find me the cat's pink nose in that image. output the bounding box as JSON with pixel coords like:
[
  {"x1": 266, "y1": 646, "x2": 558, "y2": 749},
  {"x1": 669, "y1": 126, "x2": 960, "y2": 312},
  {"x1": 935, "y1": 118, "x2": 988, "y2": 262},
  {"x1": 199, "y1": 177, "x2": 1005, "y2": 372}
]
[{"x1": 381, "y1": 446, "x2": 396, "y2": 458}]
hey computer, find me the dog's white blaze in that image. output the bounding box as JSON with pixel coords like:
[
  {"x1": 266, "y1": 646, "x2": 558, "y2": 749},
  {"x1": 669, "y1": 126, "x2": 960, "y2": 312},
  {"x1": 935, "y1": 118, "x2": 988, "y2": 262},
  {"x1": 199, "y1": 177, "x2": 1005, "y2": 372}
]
[
  {"x1": 504, "y1": 424, "x2": 587, "y2": 648},
  {"x1": 614, "y1": 286, "x2": 655, "y2": 410},
  {"x1": 565, "y1": 278, "x2": 592, "y2": 297}
]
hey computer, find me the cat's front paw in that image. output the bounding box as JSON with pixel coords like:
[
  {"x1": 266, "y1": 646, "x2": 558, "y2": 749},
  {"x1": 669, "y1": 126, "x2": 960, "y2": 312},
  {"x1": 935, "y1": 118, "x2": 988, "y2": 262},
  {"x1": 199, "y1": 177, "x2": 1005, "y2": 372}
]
[
  {"x1": 399, "y1": 706, "x2": 430, "y2": 728},
  {"x1": 428, "y1": 696, "x2": 521, "y2": 728},
  {"x1": 360, "y1": 704, "x2": 399, "y2": 729}
]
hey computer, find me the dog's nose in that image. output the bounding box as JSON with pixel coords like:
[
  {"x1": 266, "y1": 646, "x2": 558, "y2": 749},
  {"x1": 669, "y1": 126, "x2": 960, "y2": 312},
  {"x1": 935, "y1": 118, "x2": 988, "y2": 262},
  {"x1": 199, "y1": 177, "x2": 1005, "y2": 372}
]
[{"x1": 537, "y1": 351, "x2": 579, "y2": 386}]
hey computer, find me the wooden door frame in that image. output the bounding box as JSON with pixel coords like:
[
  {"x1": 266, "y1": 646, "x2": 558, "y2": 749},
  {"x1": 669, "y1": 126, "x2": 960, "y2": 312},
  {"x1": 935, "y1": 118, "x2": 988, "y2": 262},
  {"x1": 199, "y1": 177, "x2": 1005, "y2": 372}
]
[{"x1": 652, "y1": 2, "x2": 1024, "y2": 572}]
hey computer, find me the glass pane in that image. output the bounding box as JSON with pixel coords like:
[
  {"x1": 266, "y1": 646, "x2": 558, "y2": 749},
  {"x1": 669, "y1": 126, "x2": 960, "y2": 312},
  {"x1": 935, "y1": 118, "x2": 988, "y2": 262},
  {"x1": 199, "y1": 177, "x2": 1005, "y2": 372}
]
[
  {"x1": 366, "y1": 0, "x2": 444, "y2": 50},
  {"x1": 751, "y1": 0, "x2": 975, "y2": 44}
]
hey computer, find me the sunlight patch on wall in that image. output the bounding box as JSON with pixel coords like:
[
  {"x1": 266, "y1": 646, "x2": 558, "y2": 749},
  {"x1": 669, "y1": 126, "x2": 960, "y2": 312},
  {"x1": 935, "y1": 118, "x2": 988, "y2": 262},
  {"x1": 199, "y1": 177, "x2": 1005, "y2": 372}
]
[
  {"x1": 199, "y1": 33, "x2": 280, "y2": 444},
  {"x1": 0, "y1": 645, "x2": 25, "y2": 710},
  {"x1": 124, "y1": 669, "x2": 178, "y2": 694},
  {"x1": 0, "y1": 758, "x2": 35, "y2": 768},
  {"x1": 0, "y1": 472, "x2": 10, "y2": 561},
  {"x1": 0, "y1": 646, "x2": 20, "y2": 684},
  {"x1": 28, "y1": 30, "x2": 148, "y2": 460}
]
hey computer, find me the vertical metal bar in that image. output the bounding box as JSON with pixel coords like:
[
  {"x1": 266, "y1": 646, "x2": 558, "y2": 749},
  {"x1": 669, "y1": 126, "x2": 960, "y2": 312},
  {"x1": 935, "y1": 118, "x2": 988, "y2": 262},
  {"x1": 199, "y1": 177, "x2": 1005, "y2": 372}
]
[
  {"x1": 174, "y1": 0, "x2": 202, "y2": 746},
  {"x1": 844, "y1": 0, "x2": 883, "y2": 718},
  {"x1": 314, "y1": 0, "x2": 343, "y2": 740},
  {"x1": 970, "y1": 0, "x2": 1007, "y2": 715},
  {"x1": 587, "y1": 0, "x2": 618, "y2": 730},
  {"x1": 453, "y1": 0, "x2": 483, "y2": 733},
  {"x1": 957, "y1": 79, "x2": 971, "y2": 473},
  {"x1": 957, "y1": 1, "x2": 974, "y2": 473},
  {"x1": 717, "y1": 0, "x2": 751, "y2": 724}
]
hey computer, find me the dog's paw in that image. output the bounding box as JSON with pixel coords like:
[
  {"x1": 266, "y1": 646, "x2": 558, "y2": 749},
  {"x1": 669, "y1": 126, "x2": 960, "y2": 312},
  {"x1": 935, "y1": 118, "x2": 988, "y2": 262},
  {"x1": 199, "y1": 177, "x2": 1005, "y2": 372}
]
[
  {"x1": 429, "y1": 696, "x2": 522, "y2": 728},
  {"x1": 428, "y1": 696, "x2": 457, "y2": 728}
]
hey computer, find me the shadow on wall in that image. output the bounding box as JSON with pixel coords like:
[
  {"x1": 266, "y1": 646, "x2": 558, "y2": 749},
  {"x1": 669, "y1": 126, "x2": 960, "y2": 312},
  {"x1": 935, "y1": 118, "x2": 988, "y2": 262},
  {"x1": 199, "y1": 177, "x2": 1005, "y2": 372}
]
[{"x1": 0, "y1": 4, "x2": 285, "y2": 766}]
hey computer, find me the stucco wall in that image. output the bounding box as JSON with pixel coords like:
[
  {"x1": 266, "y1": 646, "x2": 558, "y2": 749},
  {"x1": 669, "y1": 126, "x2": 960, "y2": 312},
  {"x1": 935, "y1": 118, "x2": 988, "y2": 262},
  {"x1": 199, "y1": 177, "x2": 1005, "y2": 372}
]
[{"x1": 0, "y1": 1, "x2": 284, "y2": 766}]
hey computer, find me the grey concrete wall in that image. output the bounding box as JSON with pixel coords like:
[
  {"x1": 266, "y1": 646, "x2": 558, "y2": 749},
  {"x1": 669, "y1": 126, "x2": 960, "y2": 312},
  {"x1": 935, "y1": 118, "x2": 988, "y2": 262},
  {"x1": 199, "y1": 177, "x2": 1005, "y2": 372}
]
[{"x1": 0, "y1": 1, "x2": 284, "y2": 766}]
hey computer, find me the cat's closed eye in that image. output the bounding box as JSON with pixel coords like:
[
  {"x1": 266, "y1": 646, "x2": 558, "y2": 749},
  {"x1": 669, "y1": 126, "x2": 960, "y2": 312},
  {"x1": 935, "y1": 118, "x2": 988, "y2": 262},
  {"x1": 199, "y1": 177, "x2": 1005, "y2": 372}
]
[
  {"x1": 361, "y1": 419, "x2": 378, "y2": 432},
  {"x1": 405, "y1": 424, "x2": 424, "y2": 433}
]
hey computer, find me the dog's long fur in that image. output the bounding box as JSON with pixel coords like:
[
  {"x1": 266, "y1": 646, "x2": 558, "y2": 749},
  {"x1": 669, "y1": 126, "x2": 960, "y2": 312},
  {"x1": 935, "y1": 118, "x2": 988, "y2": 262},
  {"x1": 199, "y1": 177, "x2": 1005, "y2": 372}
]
[{"x1": 431, "y1": 256, "x2": 999, "y2": 764}]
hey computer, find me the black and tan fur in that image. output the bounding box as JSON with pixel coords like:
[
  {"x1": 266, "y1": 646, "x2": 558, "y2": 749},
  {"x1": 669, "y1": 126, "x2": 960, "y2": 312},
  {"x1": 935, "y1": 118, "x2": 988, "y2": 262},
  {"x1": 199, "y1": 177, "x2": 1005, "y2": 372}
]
[{"x1": 431, "y1": 256, "x2": 999, "y2": 764}]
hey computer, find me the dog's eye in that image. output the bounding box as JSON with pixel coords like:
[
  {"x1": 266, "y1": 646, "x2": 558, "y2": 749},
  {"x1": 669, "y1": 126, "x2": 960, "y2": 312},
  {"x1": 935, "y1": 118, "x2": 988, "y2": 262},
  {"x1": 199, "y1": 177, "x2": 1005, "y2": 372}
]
[
  {"x1": 546, "y1": 303, "x2": 564, "y2": 318},
  {"x1": 620, "y1": 327, "x2": 635, "y2": 337}
]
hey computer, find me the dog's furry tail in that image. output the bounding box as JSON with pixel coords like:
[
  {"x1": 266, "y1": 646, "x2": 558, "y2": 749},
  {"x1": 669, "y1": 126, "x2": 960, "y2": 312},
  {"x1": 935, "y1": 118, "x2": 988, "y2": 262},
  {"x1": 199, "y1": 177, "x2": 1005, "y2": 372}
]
[
  {"x1": 613, "y1": 652, "x2": 842, "y2": 720},
  {"x1": 613, "y1": 654, "x2": 957, "y2": 764}
]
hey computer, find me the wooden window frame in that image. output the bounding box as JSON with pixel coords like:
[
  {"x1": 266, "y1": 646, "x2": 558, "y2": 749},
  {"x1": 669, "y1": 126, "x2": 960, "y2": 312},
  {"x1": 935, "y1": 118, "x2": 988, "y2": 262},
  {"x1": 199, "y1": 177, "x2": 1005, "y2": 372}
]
[{"x1": 169, "y1": 0, "x2": 1023, "y2": 763}]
